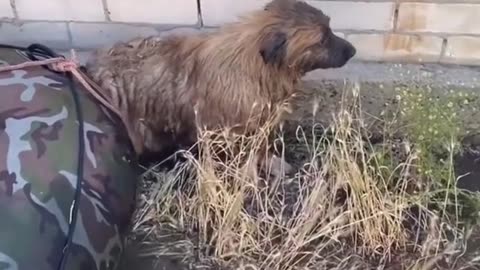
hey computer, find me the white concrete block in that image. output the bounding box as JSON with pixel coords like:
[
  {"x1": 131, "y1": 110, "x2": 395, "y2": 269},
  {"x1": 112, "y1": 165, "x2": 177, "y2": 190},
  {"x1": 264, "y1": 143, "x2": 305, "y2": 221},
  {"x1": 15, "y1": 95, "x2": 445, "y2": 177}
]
[
  {"x1": 107, "y1": 0, "x2": 199, "y2": 25},
  {"x1": 16, "y1": 0, "x2": 105, "y2": 21}
]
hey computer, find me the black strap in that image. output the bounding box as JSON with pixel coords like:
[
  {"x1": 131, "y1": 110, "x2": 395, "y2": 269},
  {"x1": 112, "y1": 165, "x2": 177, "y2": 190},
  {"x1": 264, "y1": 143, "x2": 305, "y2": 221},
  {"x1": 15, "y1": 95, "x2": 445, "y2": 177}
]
[
  {"x1": 0, "y1": 43, "x2": 86, "y2": 270},
  {"x1": 0, "y1": 43, "x2": 63, "y2": 66},
  {"x1": 56, "y1": 66, "x2": 86, "y2": 270}
]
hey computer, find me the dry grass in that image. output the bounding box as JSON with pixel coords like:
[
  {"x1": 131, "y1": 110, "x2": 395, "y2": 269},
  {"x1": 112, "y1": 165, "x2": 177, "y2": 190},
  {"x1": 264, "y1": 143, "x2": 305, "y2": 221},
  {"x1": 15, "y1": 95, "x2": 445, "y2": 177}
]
[{"x1": 131, "y1": 84, "x2": 480, "y2": 270}]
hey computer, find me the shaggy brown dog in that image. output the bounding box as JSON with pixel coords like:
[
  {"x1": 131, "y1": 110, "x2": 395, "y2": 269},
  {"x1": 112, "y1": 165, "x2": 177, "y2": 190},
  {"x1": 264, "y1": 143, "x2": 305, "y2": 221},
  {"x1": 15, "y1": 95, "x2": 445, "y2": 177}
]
[{"x1": 85, "y1": 0, "x2": 356, "y2": 173}]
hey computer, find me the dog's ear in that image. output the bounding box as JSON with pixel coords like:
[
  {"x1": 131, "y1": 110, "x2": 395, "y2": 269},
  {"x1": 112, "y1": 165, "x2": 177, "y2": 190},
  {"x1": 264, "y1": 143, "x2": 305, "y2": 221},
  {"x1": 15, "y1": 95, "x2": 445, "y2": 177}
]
[{"x1": 259, "y1": 31, "x2": 288, "y2": 66}]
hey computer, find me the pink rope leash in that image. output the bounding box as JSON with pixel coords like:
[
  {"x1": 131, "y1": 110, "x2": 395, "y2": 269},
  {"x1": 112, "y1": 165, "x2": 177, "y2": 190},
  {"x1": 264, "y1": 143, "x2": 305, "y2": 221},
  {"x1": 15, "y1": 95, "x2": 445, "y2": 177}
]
[
  {"x1": 0, "y1": 49, "x2": 144, "y2": 154},
  {"x1": 0, "y1": 57, "x2": 65, "y2": 72},
  {"x1": 0, "y1": 49, "x2": 122, "y2": 119}
]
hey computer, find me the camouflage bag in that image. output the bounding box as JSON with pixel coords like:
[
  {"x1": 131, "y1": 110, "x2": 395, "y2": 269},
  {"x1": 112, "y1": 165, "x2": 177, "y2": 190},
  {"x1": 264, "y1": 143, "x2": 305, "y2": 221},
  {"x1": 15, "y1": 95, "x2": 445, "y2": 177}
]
[{"x1": 0, "y1": 44, "x2": 139, "y2": 270}]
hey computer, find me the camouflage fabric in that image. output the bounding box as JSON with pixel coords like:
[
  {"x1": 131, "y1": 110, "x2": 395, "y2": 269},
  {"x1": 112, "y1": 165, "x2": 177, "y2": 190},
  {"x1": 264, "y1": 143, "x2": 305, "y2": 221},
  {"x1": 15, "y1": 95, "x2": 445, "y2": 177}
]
[{"x1": 0, "y1": 46, "x2": 139, "y2": 270}]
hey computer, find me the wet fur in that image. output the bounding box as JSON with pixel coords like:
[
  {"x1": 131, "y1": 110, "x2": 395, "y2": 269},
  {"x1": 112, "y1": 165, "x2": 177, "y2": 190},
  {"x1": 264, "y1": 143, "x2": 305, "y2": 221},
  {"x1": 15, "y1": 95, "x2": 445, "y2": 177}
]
[{"x1": 86, "y1": 0, "x2": 356, "y2": 171}]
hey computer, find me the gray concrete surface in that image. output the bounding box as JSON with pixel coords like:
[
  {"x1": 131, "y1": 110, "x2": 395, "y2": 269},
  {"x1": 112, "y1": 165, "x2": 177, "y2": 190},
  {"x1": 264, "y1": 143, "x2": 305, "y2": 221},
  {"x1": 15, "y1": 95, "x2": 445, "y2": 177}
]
[{"x1": 305, "y1": 61, "x2": 480, "y2": 88}]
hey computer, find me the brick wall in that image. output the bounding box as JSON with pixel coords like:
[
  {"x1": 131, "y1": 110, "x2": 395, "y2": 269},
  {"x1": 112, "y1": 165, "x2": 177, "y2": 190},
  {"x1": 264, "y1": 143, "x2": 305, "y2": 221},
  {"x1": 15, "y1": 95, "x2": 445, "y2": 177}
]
[{"x1": 1, "y1": 0, "x2": 480, "y2": 66}]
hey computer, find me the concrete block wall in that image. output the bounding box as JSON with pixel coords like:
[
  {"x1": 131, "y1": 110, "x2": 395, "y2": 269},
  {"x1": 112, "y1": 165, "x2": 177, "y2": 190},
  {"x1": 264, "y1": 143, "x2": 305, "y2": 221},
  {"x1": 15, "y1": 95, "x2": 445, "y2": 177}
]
[{"x1": 1, "y1": 0, "x2": 480, "y2": 66}]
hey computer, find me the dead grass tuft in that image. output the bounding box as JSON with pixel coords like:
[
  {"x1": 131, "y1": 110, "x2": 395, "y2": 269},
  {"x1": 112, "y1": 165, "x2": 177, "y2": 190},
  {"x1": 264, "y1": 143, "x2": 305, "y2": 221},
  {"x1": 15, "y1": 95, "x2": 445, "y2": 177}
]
[{"x1": 132, "y1": 84, "x2": 480, "y2": 270}]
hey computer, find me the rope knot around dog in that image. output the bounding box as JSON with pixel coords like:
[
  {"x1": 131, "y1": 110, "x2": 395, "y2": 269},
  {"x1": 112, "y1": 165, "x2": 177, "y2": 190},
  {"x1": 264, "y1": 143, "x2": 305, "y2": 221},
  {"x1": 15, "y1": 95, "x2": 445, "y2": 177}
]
[{"x1": 0, "y1": 49, "x2": 119, "y2": 116}]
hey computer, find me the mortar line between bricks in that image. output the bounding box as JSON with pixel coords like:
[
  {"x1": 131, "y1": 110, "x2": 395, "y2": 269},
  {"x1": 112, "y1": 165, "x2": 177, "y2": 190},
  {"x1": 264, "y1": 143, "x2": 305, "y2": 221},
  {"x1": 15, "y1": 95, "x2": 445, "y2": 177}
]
[
  {"x1": 392, "y1": 0, "x2": 399, "y2": 31},
  {"x1": 0, "y1": 19, "x2": 201, "y2": 28},
  {"x1": 196, "y1": 0, "x2": 203, "y2": 27},
  {"x1": 3, "y1": 19, "x2": 480, "y2": 39},
  {"x1": 101, "y1": 0, "x2": 111, "y2": 21},
  {"x1": 3, "y1": 19, "x2": 480, "y2": 38},
  {"x1": 66, "y1": 22, "x2": 74, "y2": 49},
  {"x1": 9, "y1": 0, "x2": 18, "y2": 20},
  {"x1": 439, "y1": 38, "x2": 448, "y2": 63}
]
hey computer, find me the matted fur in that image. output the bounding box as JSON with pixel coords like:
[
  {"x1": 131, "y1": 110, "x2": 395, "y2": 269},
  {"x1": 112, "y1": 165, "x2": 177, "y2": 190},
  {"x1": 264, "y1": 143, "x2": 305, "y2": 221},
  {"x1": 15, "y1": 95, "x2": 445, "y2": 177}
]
[{"x1": 85, "y1": 0, "x2": 356, "y2": 166}]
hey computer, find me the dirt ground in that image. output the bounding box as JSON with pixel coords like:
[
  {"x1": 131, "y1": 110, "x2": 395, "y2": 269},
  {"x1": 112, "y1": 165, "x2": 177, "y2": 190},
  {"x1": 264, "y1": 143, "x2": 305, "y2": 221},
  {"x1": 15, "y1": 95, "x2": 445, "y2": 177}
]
[
  {"x1": 118, "y1": 242, "x2": 183, "y2": 270},
  {"x1": 118, "y1": 61, "x2": 480, "y2": 270}
]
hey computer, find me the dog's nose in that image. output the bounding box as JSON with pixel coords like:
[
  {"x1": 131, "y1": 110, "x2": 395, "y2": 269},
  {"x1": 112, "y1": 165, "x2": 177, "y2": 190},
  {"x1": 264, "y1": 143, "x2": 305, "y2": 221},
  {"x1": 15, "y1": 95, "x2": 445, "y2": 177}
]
[{"x1": 343, "y1": 45, "x2": 356, "y2": 60}]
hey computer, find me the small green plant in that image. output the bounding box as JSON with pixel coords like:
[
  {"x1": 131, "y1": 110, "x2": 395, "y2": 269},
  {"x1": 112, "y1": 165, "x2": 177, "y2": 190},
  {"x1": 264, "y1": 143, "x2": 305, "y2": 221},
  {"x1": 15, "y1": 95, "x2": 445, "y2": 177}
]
[{"x1": 395, "y1": 86, "x2": 480, "y2": 226}]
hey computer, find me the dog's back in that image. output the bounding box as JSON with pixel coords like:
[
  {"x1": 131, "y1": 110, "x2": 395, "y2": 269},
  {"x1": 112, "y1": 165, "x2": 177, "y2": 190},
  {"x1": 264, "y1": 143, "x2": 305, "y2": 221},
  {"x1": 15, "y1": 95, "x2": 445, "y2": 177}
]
[
  {"x1": 87, "y1": 35, "x2": 204, "y2": 154},
  {"x1": 86, "y1": 0, "x2": 356, "y2": 158}
]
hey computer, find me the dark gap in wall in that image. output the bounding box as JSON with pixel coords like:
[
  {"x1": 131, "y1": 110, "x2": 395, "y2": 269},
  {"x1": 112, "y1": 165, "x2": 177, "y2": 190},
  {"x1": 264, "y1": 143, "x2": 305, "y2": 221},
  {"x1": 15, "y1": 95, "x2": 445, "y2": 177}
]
[
  {"x1": 440, "y1": 37, "x2": 448, "y2": 61},
  {"x1": 101, "y1": 0, "x2": 112, "y2": 21},
  {"x1": 392, "y1": 1, "x2": 400, "y2": 31},
  {"x1": 196, "y1": 0, "x2": 204, "y2": 27},
  {"x1": 9, "y1": 0, "x2": 19, "y2": 19}
]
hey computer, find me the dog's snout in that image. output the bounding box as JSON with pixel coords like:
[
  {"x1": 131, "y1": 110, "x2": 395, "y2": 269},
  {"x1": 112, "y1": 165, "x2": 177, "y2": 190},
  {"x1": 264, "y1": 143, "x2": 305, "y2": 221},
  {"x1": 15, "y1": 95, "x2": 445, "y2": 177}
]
[
  {"x1": 343, "y1": 44, "x2": 356, "y2": 61},
  {"x1": 332, "y1": 35, "x2": 356, "y2": 62}
]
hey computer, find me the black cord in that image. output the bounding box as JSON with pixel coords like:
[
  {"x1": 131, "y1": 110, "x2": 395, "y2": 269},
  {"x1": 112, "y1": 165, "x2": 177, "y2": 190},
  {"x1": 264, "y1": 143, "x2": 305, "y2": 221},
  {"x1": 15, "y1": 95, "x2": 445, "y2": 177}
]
[
  {"x1": 56, "y1": 70, "x2": 85, "y2": 270},
  {"x1": 0, "y1": 43, "x2": 86, "y2": 270}
]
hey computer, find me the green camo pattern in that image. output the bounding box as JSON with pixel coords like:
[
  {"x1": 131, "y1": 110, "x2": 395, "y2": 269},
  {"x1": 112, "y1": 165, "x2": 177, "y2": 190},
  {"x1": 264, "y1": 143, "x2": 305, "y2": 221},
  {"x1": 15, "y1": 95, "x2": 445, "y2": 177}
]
[{"x1": 0, "y1": 47, "x2": 139, "y2": 270}]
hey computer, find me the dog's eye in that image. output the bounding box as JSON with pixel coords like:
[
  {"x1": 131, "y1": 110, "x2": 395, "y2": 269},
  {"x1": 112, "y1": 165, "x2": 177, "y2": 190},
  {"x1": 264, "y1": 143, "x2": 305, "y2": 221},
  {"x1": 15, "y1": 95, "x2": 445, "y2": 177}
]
[
  {"x1": 320, "y1": 29, "x2": 332, "y2": 45},
  {"x1": 320, "y1": 34, "x2": 329, "y2": 45}
]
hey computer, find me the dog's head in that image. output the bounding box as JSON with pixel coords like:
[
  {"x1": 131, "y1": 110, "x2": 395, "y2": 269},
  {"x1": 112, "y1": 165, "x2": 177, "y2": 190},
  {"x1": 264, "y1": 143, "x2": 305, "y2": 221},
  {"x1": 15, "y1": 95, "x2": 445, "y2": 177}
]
[{"x1": 256, "y1": 0, "x2": 356, "y2": 73}]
